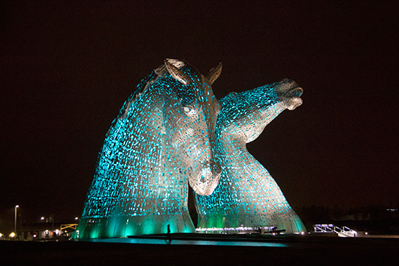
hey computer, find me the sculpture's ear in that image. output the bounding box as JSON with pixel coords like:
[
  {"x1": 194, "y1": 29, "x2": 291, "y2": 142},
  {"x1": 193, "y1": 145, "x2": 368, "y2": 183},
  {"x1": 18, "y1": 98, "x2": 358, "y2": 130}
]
[
  {"x1": 164, "y1": 59, "x2": 191, "y2": 85},
  {"x1": 206, "y1": 62, "x2": 222, "y2": 84}
]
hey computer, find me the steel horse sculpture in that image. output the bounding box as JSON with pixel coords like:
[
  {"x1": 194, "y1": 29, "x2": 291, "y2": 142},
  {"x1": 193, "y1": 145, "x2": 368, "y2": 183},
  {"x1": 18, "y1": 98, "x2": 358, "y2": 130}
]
[
  {"x1": 195, "y1": 78, "x2": 306, "y2": 234},
  {"x1": 73, "y1": 59, "x2": 222, "y2": 239},
  {"x1": 73, "y1": 59, "x2": 306, "y2": 239}
]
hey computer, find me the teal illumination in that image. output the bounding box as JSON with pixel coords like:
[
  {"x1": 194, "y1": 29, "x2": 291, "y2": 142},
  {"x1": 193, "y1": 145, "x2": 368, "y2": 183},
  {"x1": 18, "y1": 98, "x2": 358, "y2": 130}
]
[
  {"x1": 72, "y1": 59, "x2": 222, "y2": 239},
  {"x1": 72, "y1": 60, "x2": 306, "y2": 240},
  {"x1": 195, "y1": 79, "x2": 306, "y2": 234}
]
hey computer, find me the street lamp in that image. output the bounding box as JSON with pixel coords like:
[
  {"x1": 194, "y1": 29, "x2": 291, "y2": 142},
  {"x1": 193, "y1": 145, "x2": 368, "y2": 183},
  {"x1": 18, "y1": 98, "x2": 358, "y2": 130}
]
[
  {"x1": 14, "y1": 205, "x2": 19, "y2": 235},
  {"x1": 51, "y1": 214, "x2": 54, "y2": 231}
]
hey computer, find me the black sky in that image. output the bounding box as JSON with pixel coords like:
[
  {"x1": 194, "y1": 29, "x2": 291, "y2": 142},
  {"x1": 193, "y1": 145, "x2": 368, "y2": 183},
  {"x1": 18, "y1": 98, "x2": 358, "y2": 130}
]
[{"x1": 1, "y1": 0, "x2": 398, "y2": 222}]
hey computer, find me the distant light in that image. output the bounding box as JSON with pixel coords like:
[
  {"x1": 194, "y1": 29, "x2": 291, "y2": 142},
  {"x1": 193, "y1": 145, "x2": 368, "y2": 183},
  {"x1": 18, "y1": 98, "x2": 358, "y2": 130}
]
[
  {"x1": 41, "y1": 217, "x2": 45, "y2": 220},
  {"x1": 365, "y1": 232, "x2": 368, "y2": 235},
  {"x1": 75, "y1": 217, "x2": 79, "y2": 220},
  {"x1": 0, "y1": 233, "x2": 3, "y2": 238},
  {"x1": 15, "y1": 205, "x2": 19, "y2": 208},
  {"x1": 9, "y1": 232, "x2": 16, "y2": 238},
  {"x1": 301, "y1": 231, "x2": 305, "y2": 235}
]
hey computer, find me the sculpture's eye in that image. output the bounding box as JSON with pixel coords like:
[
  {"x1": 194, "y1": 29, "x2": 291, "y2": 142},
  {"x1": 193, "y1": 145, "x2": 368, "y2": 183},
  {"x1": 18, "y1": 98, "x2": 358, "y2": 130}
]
[{"x1": 183, "y1": 105, "x2": 197, "y2": 116}]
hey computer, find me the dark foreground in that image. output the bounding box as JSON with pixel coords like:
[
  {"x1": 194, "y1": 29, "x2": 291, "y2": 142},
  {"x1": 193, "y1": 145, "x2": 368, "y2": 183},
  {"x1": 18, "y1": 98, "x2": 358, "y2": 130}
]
[{"x1": 2, "y1": 235, "x2": 398, "y2": 265}]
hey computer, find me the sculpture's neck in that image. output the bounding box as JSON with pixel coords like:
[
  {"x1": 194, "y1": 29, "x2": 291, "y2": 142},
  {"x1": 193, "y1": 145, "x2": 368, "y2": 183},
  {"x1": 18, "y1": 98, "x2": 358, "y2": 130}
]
[
  {"x1": 245, "y1": 101, "x2": 286, "y2": 143},
  {"x1": 218, "y1": 85, "x2": 287, "y2": 144}
]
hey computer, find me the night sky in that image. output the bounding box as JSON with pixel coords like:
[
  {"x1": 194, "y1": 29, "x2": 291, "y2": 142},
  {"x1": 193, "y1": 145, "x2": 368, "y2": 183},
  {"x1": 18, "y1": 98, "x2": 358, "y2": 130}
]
[{"x1": 1, "y1": 1, "x2": 398, "y2": 222}]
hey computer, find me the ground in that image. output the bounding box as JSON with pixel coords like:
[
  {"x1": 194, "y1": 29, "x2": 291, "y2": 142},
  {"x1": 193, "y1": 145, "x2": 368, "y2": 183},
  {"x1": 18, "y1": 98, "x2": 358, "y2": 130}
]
[{"x1": 2, "y1": 236, "x2": 398, "y2": 265}]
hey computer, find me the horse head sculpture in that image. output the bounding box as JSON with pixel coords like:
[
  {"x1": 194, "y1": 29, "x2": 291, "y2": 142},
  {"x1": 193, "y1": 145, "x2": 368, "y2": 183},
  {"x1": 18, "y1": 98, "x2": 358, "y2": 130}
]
[{"x1": 73, "y1": 59, "x2": 222, "y2": 239}]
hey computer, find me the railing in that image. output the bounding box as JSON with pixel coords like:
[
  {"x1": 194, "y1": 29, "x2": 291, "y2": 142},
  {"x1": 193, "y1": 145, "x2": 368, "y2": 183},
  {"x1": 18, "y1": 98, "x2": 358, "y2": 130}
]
[
  {"x1": 313, "y1": 224, "x2": 357, "y2": 237},
  {"x1": 196, "y1": 226, "x2": 281, "y2": 234},
  {"x1": 60, "y1": 224, "x2": 78, "y2": 230}
]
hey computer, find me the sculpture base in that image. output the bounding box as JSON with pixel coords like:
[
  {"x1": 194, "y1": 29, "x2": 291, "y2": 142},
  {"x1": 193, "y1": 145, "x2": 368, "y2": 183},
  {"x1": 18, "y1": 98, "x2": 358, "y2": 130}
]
[{"x1": 72, "y1": 212, "x2": 195, "y2": 239}]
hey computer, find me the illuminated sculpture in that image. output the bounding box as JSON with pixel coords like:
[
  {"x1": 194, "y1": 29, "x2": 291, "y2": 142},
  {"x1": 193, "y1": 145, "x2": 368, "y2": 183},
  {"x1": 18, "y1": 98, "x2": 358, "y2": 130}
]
[
  {"x1": 195, "y1": 79, "x2": 307, "y2": 234},
  {"x1": 73, "y1": 59, "x2": 306, "y2": 239},
  {"x1": 73, "y1": 59, "x2": 222, "y2": 239}
]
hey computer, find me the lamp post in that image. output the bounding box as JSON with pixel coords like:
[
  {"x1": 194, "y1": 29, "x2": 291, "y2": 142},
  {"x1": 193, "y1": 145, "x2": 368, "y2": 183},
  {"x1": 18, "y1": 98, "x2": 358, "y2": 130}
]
[{"x1": 14, "y1": 205, "x2": 19, "y2": 235}]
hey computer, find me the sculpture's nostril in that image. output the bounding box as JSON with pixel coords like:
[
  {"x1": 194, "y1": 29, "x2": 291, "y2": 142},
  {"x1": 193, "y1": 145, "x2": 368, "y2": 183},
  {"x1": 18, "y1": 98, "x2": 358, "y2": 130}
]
[
  {"x1": 212, "y1": 161, "x2": 222, "y2": 174},
  {"x1": 291, "y1": 87, "x2": 303, "y2": 97}
]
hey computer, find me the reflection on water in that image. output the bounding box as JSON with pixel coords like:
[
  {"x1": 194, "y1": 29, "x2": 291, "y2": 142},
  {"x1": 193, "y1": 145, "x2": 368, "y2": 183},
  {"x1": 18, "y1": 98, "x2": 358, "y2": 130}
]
[{"x1": 89, "y1": 237, "x2": 287, "y2": 247}]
